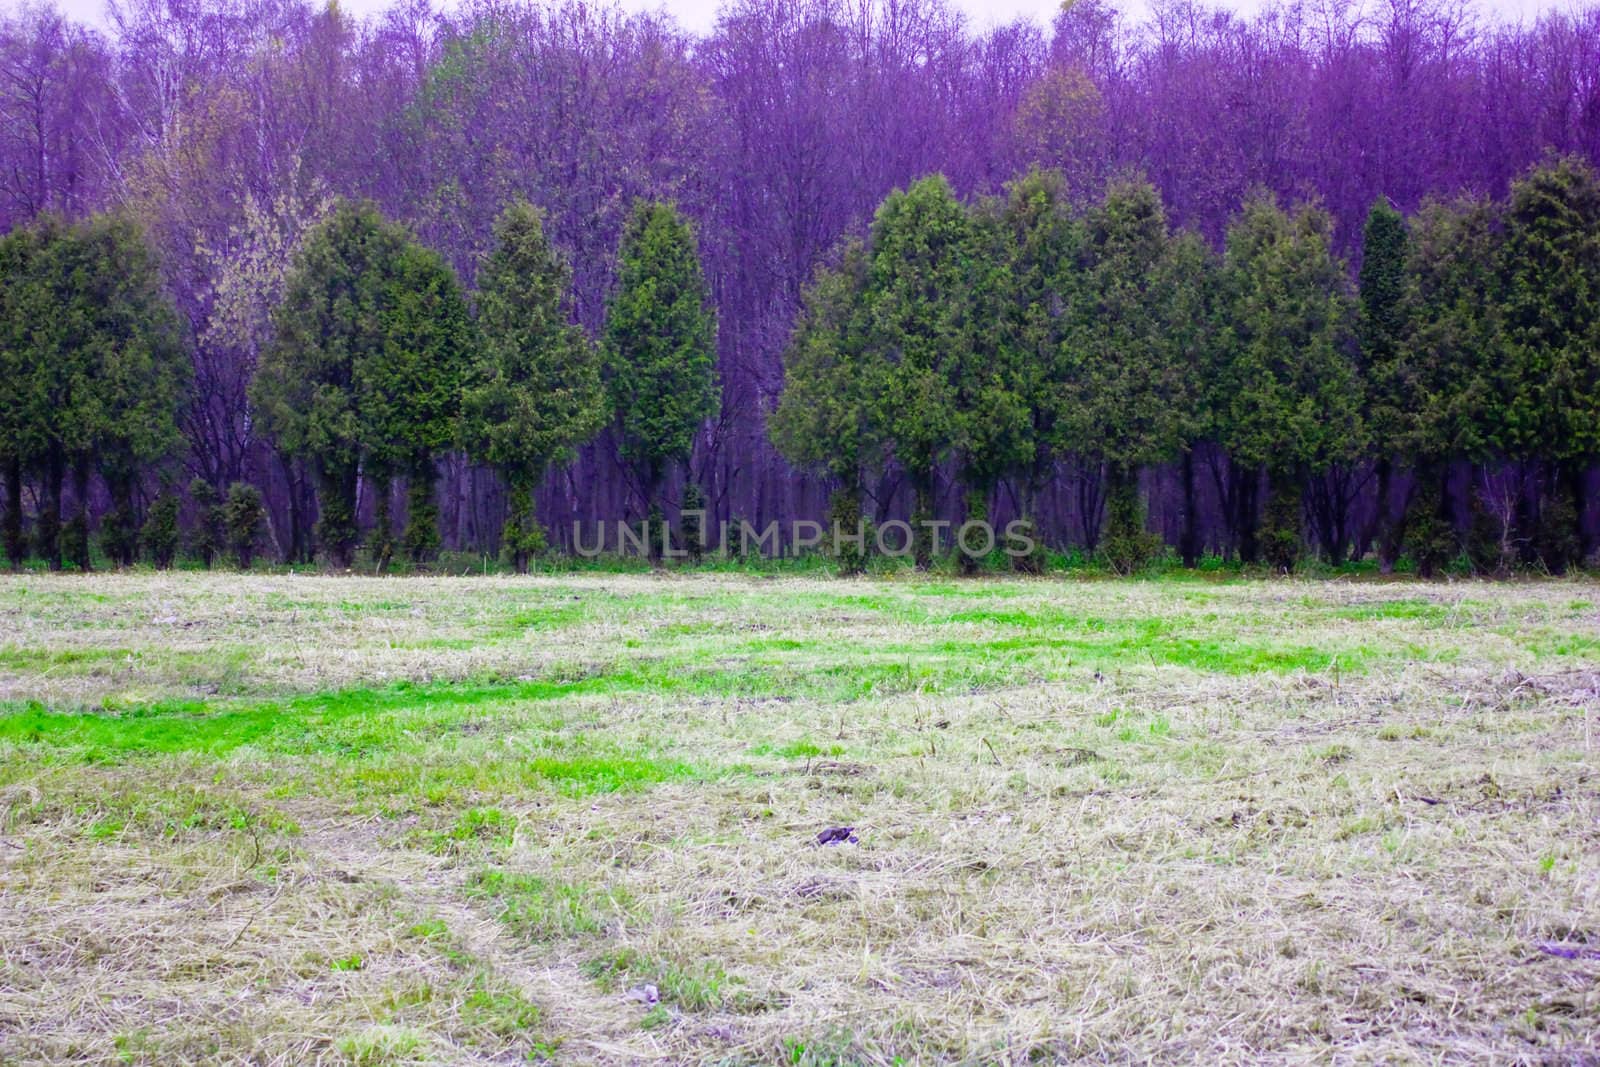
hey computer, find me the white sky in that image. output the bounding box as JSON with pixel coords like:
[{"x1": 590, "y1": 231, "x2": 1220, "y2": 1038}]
[{"x1": 31, "y1": 0, "x2": 1585, "y2": 36}]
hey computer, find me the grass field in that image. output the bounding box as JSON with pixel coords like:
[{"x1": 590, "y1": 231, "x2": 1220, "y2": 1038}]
[{"x1": 0, "y1": 572, "x2": 1597, "y2": 1065}]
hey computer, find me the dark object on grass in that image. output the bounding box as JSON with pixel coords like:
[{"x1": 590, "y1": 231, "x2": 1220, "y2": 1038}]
[
  {"x1": 1536, "y1": 943, "x2": 1600, "y2": 961},
  {"x1": 815, "y1": 826, "x2": 858, "y2": 846}
]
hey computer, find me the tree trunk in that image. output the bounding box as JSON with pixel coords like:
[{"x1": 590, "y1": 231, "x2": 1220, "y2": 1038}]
[
  {"x1": 67, "y1": 459, "x2": 92, "y2": 571},
  {"x1": 1372, "y1": 458, "x2": 1396, "y2": 572},
  {"x1": 1076, "y1": 457, "x2": 1105, "y2": 552},
  {"x1": 3, "y1": 455, "x2": 23, "y2": 570},
  {"x1": 40, "y1": 449, "x2": 63, "y2": 571},
  {"x1": 1235, "y1": 466, "x2": 1261, "y2": 566},
  {"x1": 911, "y1": 473, "x2": 936, "y2": 571},
  {"x1": 1179, "y1": 448, "x2": 1200, "y2": 569}
]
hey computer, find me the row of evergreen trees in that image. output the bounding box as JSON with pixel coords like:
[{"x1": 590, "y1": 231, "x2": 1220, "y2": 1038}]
[
  {"x1": 772, "y1": 157, "x2": 1600, "y2": 574},
  {"x1": 0, "y1": 198, "x2": 718, "y2": 573},
  {"x1": 2, "y1": 156, "x2": 1597, "y2": 575}
]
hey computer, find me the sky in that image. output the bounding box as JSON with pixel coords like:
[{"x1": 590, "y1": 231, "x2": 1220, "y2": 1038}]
[{"x1": 34, "y1": 0, "x2": 1586, "y2": 37}]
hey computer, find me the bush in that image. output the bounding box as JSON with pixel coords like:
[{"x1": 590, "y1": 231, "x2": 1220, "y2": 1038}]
[
  {"x1": 1465, "y1": 491, "x2": 1513, "y2": 576},
  {"x1": 1533, "y1": 482, "x2": 1581, "y2": 575},
  {"x1": 1260, "y1": 477, "x2": 1302, "y2": 574},
  {"x1": 681, "y1": 481, "x2": 707, "y2": 562},
  {"x1": 402, "y1": 477, "x2": 440, "y2": 563},
  {"x1": 1099, "y1": 480, "x2": 1161, "y2": 576},
  {"x1": 500, "y1": 485, "x2": 547, "y2": 574},
  {"x1": 189, "y1": 478, "x2": 224, "y2": 568},
  {"x1": 63, "y1": 513, "x2": 91, "y2": 571},
  {"x1": 2, "y1": 515, "x2": 21, "y2": 570},
  {"x1": 142, "y1": 493, "x2": 181, "y2": 569},
  {"x1": 100, "y1": 505, "x2": 139, "y2": 568},
  {"x1": 33, "y1": 503, "x2": 60, "y2": 568},
  {"x1": 1402, "y1": 486, "x2": 1457, "y2": 578},
  {"x1": 222, "y1": 482, "x2": 266, "y2": 570},
  {"x1": 829, "y1": 488, "x2": 866, "y2": 576}
]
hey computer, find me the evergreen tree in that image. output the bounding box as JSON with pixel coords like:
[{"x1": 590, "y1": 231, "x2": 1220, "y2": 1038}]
[
  {"x1": 223, "y1": 482, "x2": 266, "y2": 570},
  {"x1": 0, "y1": 225, "x2": 42, "y2": 569},
  {"x1": 993, "y1": 168, "x2": 1082, "y2": 570},
  {"x1": 954, "y1": 203, "x2": 1035, "y2": 572},
  {"x1": 770, "y1": 238, "x2": 883, "y2": 575},
  {"x1": 1496, "y1": 157, "x2": 1600, "y2": 565},
  {"x1": 0, "y1": 214, "x2": 187, "y2": 571},
  {"x1": 1159, "y1": 230, "x2": 1223, "y2": 567},
  {"x1": 1399, "y1": 195, "x2": 1505, "y2": 571},
  {"x1": 1217, "y1": 194, "x2": 1363, "y2": 569},
  {"x1": 189, "y1": 478, "x2": 224, "y2": 568},
  {"x1": 253, "y1": 200, "x2": 472, "y2": 568},
  {"x1": 1058, "y1": 176, "x2": 1187, "y2": 566},
  {"x1": 601, "y1": 199, "x2": 719, "y2": 558},
  {"x1": 1357, "y1": 198, "x2": 1410, "y2": 570},
  {"x1": 142, "y1": 490, "x2": 180, "y2": 569},
  {"x1": 465, "y1": 201, "x2": 604, "y2": 573},
  {"x1": 866, "y1": 175, "x2": 971, "y2": 569}
]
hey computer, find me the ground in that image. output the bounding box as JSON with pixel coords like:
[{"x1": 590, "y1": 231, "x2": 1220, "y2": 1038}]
[{"x1": 0, "y1": 572, "x2": 1597, "y2": 1065}]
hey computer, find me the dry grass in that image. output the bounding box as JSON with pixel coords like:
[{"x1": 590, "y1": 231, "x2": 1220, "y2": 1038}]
[{"x1": 0, "y1": 572, "x2": 1597, "y2": 1064}]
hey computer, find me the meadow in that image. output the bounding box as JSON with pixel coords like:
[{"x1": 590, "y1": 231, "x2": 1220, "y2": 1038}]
[{"x1": 0, "y1": 571, "x2": 1596, "y2": 1065}]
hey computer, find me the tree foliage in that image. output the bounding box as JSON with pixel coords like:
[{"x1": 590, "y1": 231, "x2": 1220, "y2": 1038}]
[
  {"x1": 465, "y1": 200, "x2": 604, "y2": 572},
  {"x1": 601, "y1": 199, "x2": 719, "y2": 530},
  {"x1": 253, "y1": 200, "x2": 472, "y2": 567}
]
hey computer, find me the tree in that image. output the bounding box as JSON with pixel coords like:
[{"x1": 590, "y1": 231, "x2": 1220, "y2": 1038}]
[
  {"x1": 1216, "y1": 194, "x2": 1363, "y2": 569},
  {"x1": 1357, "y1": 198, "x2": 1410, "y2": 570},
  {"x1": 0, "y1": 222, "x2": 42, "y2": 568},
  {"x1": 464, "y1": 201, "x2": 604, "y2": 573},
  {"x1": 1058, "y1": 176, "x2": 1187, "y2": 566},
  {"x1": 953, "y1": 203, "x2": 1035, "y2": 571},
  {"x1": 866, "y1": 175, "x2": 972, "y2": 569},
  {"x1": 0, "y1": 213, "x2": 186, "y2": 571},
  {"x1": 601, "y1": 199, "x2": 718, "y2": 556},
  {"x1": 992, "y1": 168, "x2": 1082, "y2": 569},
  {"x1": 142, "y1": 489, "x2": 180, "y2": 569},
  {"x1": 253, "y1": 200, "x2": 472, "y2": 568},
  {"x1": 1496, "y1": 157, "x2": 1600, "y2": 566},
  {"x1": 1158, "y1": 230, "x2": 1223, "y2": 567},
  {"x1": 1399, "y1": 195, "x2": 1504, "y2": 574},
  {"x1": 770, "y1": 238, "x2": 882, "y2": 575}
]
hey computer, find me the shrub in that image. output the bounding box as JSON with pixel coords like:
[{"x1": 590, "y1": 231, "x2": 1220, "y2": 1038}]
[
  {"x1": 142, "y1": 493, "x2": 181, "y2": 569},
  {"x1": 1402, "y1": 484, "x2": 1457, "y2": 578},
  {"x1": 223, "y1": 482, "x2": 266, "y2": 570},
  {"x1": 63, "y1": 513, "x2": 91, "y2": 571},
  {"x1": 1100, "y1": 481, "x2": 1162, "y2": 576},
  {"x1": 189, "y1": 478, "x2": 224, "y2": 568},
  {"x1": 500, "y1": 485, "x2": 548, "y2": 574},
  {"x1": 1533, "y1": 482, "x2": 1581, "y2": 575},
  {"x1": 1260, "y1": 478, "x2": 1302, "y2": 574},
  {"x1": 100, "y1": 505, "x2": 139, "y2": 568}
]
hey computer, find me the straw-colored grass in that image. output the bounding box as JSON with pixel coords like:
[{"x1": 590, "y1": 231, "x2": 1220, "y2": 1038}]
[{"x1": 1, "y1": 572, "x2": 1596, "y2": 1064}]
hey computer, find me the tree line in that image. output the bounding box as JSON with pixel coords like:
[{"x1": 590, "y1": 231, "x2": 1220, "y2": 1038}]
[
  {"x1": 771, "y1": 157, "x2": 1600, "y2": 575},
  {"x1": 3, "y1": 0, "x2": 1599, "y2": 555},
  {"x1": 0, "y1": 197, "x2": 717, "y2": 573},
  {"x1": 1, "y1": 154, "x2": 1597, "y2": 575}
]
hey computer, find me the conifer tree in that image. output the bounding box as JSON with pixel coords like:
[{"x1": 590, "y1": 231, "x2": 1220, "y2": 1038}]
[
  {"x1": 1357, "y1": 198, "x2": 1410, "y2": 569},
  {"x1": 253, "y1": 200, "x2": 472, "y2": 568},
  {"x1": 1217, "y1": 194, "x2": 1363, "y2": 569},
  {"x1": 465, "y1": 201, "x2": 604, "y2": 573},
  {"x1": 601, "y1": 200, "x2": 719, "y2": 557},
  {"x1": 770, "y1": 238, "x2": 882, "y2": 574},
  {"x1": 1496, "y1": 157, "x2": 1600, "y2": 566},
  {"x1": 866, "y1": 175, "x2": 971, "y2": 569}
]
